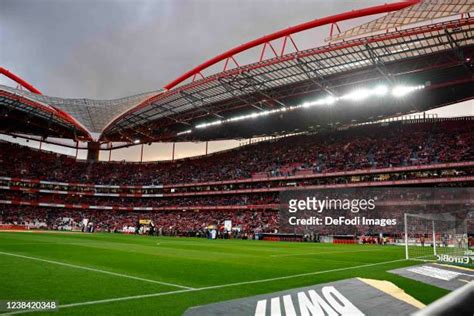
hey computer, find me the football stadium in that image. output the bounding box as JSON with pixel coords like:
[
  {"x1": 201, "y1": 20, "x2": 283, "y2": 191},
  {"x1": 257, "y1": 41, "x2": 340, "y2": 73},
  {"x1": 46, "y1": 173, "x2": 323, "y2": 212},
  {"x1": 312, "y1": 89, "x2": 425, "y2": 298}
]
[{"x1": 0, "y1": 0, "x2": 473, "y2": 315}]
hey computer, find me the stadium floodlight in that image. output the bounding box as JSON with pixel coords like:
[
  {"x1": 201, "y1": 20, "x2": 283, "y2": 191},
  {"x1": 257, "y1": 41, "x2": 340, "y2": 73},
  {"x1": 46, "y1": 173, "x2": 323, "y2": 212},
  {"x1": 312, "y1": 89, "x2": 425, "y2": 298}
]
[
  {"x1": 177, "y1": 129, "x2": 192, "y2": 136},
  {"x1": 196, "y1": 120, "x2": 223, "y2": 129},
  {"x1": 323, "y1": 96, "x2": 337, "y2": 105},
  {"x1": 186, "y1": 83, "x2": 425, "y2": 133},
  {"x1": 133, "y1": 139, "x2": 140, "y2": 144},
  {"x1": 391, "y1": 85, "x2": 424, "y2": 97},
  {"x1": 342, "y1": 85, "x2": 388, "y2": 101},
  {"x1": 341, "y1": 89, "x2": 371, "y2": 101},
  {"x1": 373, "y1": 85, "x2": 388, "y2": 96}
]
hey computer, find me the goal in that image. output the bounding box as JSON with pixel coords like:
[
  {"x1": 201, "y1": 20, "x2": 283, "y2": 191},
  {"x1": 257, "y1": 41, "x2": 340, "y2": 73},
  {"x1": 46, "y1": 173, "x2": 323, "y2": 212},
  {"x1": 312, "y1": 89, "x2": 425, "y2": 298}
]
[{"x1": 404, "y1": 211, "x2": 470, "y2": 261}]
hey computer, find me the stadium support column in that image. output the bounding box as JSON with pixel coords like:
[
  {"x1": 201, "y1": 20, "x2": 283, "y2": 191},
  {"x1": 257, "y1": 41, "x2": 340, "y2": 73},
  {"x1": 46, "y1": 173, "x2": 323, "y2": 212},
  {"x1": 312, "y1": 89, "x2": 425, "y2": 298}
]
[
  {"x1": 75, "y1": 141, "x2": 79, "y2": 159},
  {"x1": 432, "y1": 220, "x2": 437, "y2": 256},
  {"x1": 205, "y1": 141, "x2": 208, "y2": 155},
  {"x1": 108, "y1": 143, "x2": 112, "y2": 162},
  {"x1": 87, "y1": 141, "x2": 100, "y2": 162},
  {"x1": 140, "y1": 144, "x2": 144, "y2": 162},
  {"x1": 172, "y1": 142, "x2": 175, "y2": 161}
]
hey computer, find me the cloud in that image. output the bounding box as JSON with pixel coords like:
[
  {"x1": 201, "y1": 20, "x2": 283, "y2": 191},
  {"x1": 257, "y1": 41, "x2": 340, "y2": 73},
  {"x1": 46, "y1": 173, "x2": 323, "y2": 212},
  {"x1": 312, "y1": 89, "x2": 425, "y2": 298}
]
[{"x1": 0, "y1": 0, "x2": 381, "y2": 99}]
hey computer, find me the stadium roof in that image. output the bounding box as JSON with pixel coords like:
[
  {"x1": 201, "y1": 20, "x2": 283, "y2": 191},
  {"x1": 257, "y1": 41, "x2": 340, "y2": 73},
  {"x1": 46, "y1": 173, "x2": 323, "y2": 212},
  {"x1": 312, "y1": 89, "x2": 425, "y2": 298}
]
[
  {"x1": 0, "y1": 83, "x2": 161, "y2": 139},
  {"x1": 1, "y1": 0, "x2": 473, "y2": 143},
  {"x1": 327, "y1": 0, "x2": 474, "y2": 41}
]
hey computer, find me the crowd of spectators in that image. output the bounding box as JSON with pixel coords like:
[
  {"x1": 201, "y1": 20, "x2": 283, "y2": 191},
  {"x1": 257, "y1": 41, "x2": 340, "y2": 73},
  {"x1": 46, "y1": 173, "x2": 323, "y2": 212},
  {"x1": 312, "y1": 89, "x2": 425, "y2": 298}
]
[
  {"x1": 1, "y1": 191, "x2": 278, "y2": 207},
  {"x1": 0, "y1": 119, "x2": 472, "y2": 239},
  {"x1": 2, "y1": 203, "x2": 469, "y2": 239},
  {"x1": 0, "y1": 207, "x2": 279, "y2": 237},
  {"x1": 1, "y1": 119, "x2": 472, "y2": 186}
]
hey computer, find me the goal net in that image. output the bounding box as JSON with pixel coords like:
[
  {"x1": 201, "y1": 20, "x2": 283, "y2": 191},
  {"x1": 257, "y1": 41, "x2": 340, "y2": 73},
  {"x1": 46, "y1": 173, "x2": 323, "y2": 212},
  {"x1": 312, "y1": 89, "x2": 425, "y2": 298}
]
[{"x1": 404, "y1": 211, "x2": 470, "y2": 262}]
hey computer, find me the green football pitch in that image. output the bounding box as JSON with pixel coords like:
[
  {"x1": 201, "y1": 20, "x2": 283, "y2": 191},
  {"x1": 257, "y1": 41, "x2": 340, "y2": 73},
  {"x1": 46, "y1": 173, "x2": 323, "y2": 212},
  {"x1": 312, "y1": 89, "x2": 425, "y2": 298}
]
[{"x1": 0, "y1": 232, "x2": 452, "y2": 315}]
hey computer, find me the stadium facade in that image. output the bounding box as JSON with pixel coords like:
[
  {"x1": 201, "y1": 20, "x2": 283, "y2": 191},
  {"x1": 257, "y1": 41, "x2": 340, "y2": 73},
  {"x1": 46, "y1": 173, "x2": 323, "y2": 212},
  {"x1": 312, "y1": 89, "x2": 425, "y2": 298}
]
[
  {"x1": 0, "y1": 0, "x2": 473, "y2": 235},
  {"x1": 1, "y1": 2, "x2": 473, "y2": 314}
]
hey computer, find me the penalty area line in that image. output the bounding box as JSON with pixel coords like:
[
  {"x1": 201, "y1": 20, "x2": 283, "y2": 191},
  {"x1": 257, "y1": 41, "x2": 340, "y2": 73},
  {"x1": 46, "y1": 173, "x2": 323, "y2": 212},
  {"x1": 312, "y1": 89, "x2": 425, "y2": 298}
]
[
  {"x1": 6, "y1": 257, "x2": 408, "y2": 314},
  {"x1": 0, "y1": 251, "x2": 195, "y2": 290}
]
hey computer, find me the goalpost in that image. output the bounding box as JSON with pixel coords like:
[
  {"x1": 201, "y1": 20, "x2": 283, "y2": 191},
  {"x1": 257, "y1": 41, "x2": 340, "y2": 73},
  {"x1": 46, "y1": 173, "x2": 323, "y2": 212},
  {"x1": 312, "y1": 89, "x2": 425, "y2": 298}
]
[{"x1": 404, "y1": 211, "x2": 470, "y2": 262}]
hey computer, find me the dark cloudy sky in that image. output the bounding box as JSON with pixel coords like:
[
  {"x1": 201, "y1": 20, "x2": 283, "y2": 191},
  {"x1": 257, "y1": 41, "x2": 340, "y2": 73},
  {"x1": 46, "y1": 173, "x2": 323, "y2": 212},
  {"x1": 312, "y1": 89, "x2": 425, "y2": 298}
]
[
  {"x1": 1, "y1": 0, "x2": 472, "y2": 161},
  {"x1": 0, "y1": 0, "x2": 387, "y2": 99}
]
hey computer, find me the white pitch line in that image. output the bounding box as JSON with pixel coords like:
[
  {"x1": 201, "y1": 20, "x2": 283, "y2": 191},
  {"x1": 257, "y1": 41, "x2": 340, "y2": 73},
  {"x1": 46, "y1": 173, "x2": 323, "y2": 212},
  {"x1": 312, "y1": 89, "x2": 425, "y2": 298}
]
[
  {"x1": 269, "y1": 248, "x2": 383, "y2": 257},
  {"x1": 4, "y1": 257, "x2": 407, "y2": 315},
  {"x1": 0, "y1": 251, "x2": 195, "y2": 290},
  {"x1": 59, "y1": 288, "x2": 191, "y2": 308}
]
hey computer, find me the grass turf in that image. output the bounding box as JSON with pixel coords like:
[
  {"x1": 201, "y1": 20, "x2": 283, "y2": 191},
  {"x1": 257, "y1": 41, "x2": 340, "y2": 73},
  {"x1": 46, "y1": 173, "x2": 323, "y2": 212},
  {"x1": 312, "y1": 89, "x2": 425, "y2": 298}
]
[{"x1": 0, "y1": 231, "x2": 453, "y2": 315}]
